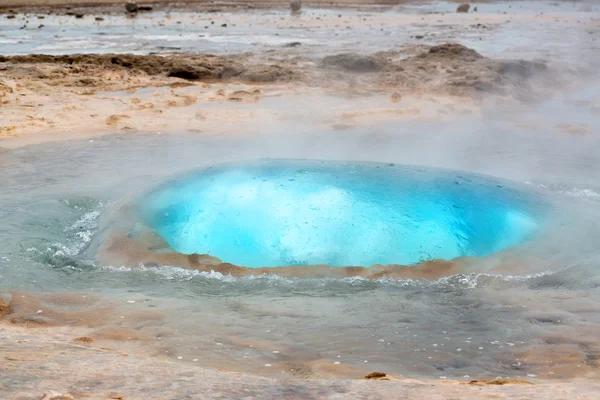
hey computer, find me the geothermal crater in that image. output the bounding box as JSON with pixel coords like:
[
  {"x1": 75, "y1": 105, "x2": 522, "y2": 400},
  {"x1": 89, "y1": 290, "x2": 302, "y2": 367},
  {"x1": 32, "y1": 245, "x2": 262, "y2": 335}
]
[{"x1": 130, "y1": 160, "x2": 540, "y2": 268}]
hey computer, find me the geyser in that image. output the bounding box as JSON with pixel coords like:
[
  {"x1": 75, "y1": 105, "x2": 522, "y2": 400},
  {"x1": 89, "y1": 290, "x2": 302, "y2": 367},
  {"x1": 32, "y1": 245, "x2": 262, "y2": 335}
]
[{"x1": 134, "y1": 160, "x2": 541, "y2": 268}]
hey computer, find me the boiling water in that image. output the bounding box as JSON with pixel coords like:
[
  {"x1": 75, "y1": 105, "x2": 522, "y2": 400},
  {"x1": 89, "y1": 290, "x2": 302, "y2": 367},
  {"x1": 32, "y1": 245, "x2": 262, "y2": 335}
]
[{"x1": 134, "y1": 161, "x2": 541, "y2": 268}]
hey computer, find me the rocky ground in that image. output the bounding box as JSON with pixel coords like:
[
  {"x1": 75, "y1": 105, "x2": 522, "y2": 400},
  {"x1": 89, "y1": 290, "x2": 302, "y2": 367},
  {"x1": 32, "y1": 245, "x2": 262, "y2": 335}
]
[{"x1": 0, "y1": 42, "x2": 566, "y2": 147}]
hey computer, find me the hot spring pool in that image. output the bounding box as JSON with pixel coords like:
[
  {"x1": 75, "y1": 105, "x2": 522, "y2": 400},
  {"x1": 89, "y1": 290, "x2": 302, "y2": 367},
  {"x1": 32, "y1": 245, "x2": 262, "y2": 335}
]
[
  {"x1": 129, "y1": 160, "x2": 542, "y2": 268},
  {"x1": 2, "y1": 132, "x2": 600, "y2": 382}
]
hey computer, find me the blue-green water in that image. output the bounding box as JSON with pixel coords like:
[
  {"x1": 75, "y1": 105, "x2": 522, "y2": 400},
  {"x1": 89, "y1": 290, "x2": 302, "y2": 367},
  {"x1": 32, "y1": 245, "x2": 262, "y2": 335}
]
[{"x1": 137, "y1": 161, "x2": 541, "y2": 268}]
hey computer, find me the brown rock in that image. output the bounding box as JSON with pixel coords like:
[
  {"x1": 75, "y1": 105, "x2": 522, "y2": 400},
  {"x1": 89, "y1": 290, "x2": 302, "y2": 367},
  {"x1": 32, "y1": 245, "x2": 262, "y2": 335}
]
[
  {"x1": 106, "y1": 114, "x2": 130, "y2": 126},
  {"x1": 0, "y1": 296, "x2": 13, "y2": 318},
  {"x1": 73, "y1": 336, "x2": 95, "y2": 344},
  {"x1": 322, "y1": 53, "x2": 383, "y2": 73},
  {"x1": 290, "y1": 0, "x2": 302, "y2": 12},
  {"x1": 125, "y1": 3, "x2": 138, "y2": 13},
  {"x1": 457, "y1": 4, "x2": 470, "y2": 13},
  {"x1": 363, "y1": 372, "x2": 389, "y2": 380},
  {"x1": 167, "y1": 65, "x2": 214, "y2": 80},
  {"x1": 424, "y1": 43, "x2": 483, "y2": 62}
]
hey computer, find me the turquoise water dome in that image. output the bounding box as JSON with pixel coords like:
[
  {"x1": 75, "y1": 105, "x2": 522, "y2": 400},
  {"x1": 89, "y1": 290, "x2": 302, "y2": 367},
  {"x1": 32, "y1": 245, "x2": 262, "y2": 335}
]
[{"x1": 136, "y1": 160, "x2": 541, "y2": 268}]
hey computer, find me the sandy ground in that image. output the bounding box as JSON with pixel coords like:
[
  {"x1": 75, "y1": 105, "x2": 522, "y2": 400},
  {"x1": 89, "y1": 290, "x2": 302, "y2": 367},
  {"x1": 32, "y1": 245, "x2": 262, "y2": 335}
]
[{"x1": 1, "y1": 1, "x2": 600, "y2": 398}]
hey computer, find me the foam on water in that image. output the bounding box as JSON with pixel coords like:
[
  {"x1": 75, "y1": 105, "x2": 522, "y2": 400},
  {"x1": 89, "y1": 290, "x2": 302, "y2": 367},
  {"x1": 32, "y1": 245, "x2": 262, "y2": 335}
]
[
  {"x1": 102, "y1": 264, "x2": 556, "y2": 292},
  {"x1": 136, "y1": 160, "x2": 542, "y2": 268}
]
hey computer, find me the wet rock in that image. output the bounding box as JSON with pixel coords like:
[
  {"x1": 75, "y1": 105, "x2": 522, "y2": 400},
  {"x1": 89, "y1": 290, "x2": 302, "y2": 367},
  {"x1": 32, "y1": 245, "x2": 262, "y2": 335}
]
[
  {"x1": 167, "y1": 64, "x2": 214, "y2": 80},
  {"x1": 284, "y1": 42, "x2": 302, "y2": 47},
  {"x1": 457, "y1": 3, "x2": 470, "y2": 13},
  {"x1": 95, "y1": 17, "x2": 105, "y2": 22},
  {"x1": 138, "y1": 6, "x2": 153, "y2": 11},
  {"x1": 422, "y1": 43, "x2": 483, "y2": 62},
  {"x1": 125, "y1": 3, "x2": 138, "y2": 13},
  {"x1": 75, "y1": 14, "x2": 84, "y2": 19},
  {"x1": 6, "y1": 15, "x2": 16, "y2": 19},
  {"x1": 363, "y1": 372, "x2": 389, "y2": 380},
  {"x1": 290, "y1": 0, "x2": 302, "y2": 12},
  {"x1": 322, "y1": 53, "x2": 383, "y2": 73}
]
